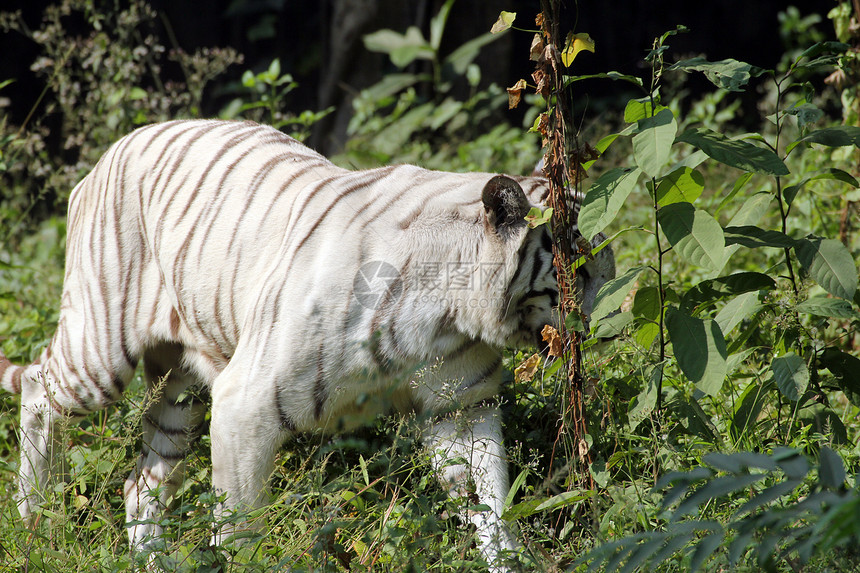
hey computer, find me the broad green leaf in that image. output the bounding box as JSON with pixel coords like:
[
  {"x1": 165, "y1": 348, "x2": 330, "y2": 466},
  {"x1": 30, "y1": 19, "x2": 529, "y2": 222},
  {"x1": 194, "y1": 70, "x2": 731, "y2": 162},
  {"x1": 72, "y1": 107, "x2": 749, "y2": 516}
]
[
  {"x1": 793, "y1": 125, "x2": 860, "y2": 148},
  {"x1": 633, "y1": 108, "x2": 678, "y2": 178},
  {"x1": 771, "y1": 352, "x2": 809, "y2": 401},
  {"x1": 632, "y1": 286, "x2": 661, "y2": 321},
  {"x1": 592, "y1": 311, "x2": 634, "y2": 339},
  {"x1": 818, "y1": 447, "x2": 846, "y2": 489},
  {"x1": 363, "y1": 27, "x2": 433, "y2": 67},
  {"x1": 818, "y1": 348, "x2": 860, "y2": 406},
  {"x1": 490, "y1": 11, "x2": 516, "y2": 34},
  {"x1": 668, "y1": 57, "x2": 766, "y2": 92},
  {"x1": 782, "y1": 168, "x2": 859, "y2": 207},
  {"x1": 723, "y1": 225, "x2": 796, "y2": 249},
  {"x1": 591, "y1": 266, "x2": 646, "y2": 323},
  {"x1": 796, "y1": 296, "x2": 860, "y2": 319},
  {"x1": 658, "y1": 203, "x2": 727, "y2": 271},
  {"x1": 632, "y1": 286, "x2": 662, "y2": 349},
  {"x1": 677, "y1": 127, "x2": 789, "y2": 176},
  {"x1": 725, "y1": 192, "x2": 772, "y2": 227},
  {"x1": 784, "y1": 103, "x2": 823, "y2": 130},
  {"x1": 578, "y1": 167, "x2": 641, "y2": 241},
  {"x1": 666, "y1": 307, "x2": 728, "y2": 395},
  {"x1": 715, "y1": 291, "x2": 761, "y2": 334},
  {"x1": 624, "y1": 97, "x2": 667, "y2": 123},
  {"x1": 795, "y1": 237, "x2": 858, "y2": 300},
  {"x1": 656, "y1": 167, "x2": 705, "y2": 207}
]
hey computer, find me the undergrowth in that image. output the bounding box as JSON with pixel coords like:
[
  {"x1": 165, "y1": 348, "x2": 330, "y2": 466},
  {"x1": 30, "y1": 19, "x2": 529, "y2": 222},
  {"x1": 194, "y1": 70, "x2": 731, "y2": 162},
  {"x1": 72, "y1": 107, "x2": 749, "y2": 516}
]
[{"x1": 1, "y1": 1, "x2": 859, "y2": 572}]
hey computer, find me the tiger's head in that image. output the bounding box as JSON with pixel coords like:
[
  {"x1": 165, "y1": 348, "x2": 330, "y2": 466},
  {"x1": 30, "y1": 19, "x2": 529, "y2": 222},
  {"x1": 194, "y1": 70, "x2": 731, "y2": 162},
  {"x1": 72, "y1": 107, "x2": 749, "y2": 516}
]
[{"x1": 472, "y1": 175, "x2": 615, "y2": 350}]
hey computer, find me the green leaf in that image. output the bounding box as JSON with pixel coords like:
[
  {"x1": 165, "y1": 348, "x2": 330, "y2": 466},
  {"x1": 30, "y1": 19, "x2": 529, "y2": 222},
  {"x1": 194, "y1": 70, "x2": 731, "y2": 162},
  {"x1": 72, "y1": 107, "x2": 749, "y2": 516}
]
[
  {"x1": 784, "y1": 103, "x2": 823, "y2": 130},
  {"x1": 534, "y1": 490, "x2": 595, "y2": 512},
  {"x1": 444, "y1": 32, "x2": 500, "y2": 74},
  {"x1": 579, "y1": 167, "x2": 642, "y2": 242},
  {"x1": 792, "y1": 125, "x2": 860, "y2": 148},
  {"x1": 667, "y1": 57, "x2": 766, "y2": 92},
  {"x1": 677, "y1": 127, "x2": 789, "y2": 176},
  {"x1": 674, "y1": 474, "x2": 766, "y2": 519},
  {"x1": 363, "y1": 27, "x2": 433, "y2": 67},
  {"x1": 796, "y1": 296, "x2": 860, "y2": 319},
  {"x1": 715, "y1": 172, "x2": 755, "y2": 217},
  {"x1": 733, "y1": 479, "x2": 801, "y2": 518},
  {"x1": 430, "y1": 0, "x2": 455, "y2": 49},
  {"x1": 704, "y1": 451, "x2": 778, "y2": 473},
  {"x1": 782, "y1": 168, "x2": 859, "y2": 207},
  {"x1": 818, "y1": 348, "x2": 860, "y2": 407},
  {"x1": 563, "y1": 71, "x2": 644, "y2": 89},
  {"x1": 795, "y1": 237, "x2": 858, "y2": 300},
  {"x1": 714, "y1": 291, "x2": 762, "y2": 334},
  {"x1": 771, "y1": 353, "x2": 809, "y2": 401},
  {"x1": 632, "y1": 286, "x2": 661, "y2": 321},
  {"x1": 501, "y1": 497, "x2": 544, "y2": 521},
  {"x1": 690, "y1": 532, "x2": 724, "y2": 572},
  {"x1": 666, "y1": 307, "x2": 728, "y2": 395},
  {"x1": 818, "y1": 447, "x2": 846, "y2": 489},
  {"x1": 731, "y1": 378, "x2": 775, "y2": 441},
  {"x1": 592, "y1": 266, "x2": 646, "y2": 323},
  {"x1": 633, "y1": 108, "x2": 677, "y2": 178},
  {"x1": 658, "y1": 202, "x2": 727, "y2": 271},
  {"x1": 655, "y1": 167, "x2": 704, "y2": 207},
  {"x1": 723, "y1": 225, "x2": 796, "y2": 249},
  {"x1": 773, "y1": 448, "x2": 810, "y2": 479},
  {"x1": 592, "y1": 311, "x2": 634, "y2": 339},
  {"x1": 624, "y1": 97, "x2": 667, "y2": 123},
  {"x1": 582, "y1": 132, "x2": 622, "y2": 171},
  {"x1": 525, "y1": 206, "x2": 553, "y2": 229},
  {"x1": 724, "y1": 190, "x2": 771, "y2": 225},
  {"x1": 632, "y1": 286, "x2": 662, "y2": 349},
  {"x1": 490, "y1": 11, "x2": 516, "y2": 34},
  {"x1": 628, "y1": 365, "x2": 663, "y2": 428},
  {"x1": 683, "y1": 273, "x2": 776, "y2": 311}
]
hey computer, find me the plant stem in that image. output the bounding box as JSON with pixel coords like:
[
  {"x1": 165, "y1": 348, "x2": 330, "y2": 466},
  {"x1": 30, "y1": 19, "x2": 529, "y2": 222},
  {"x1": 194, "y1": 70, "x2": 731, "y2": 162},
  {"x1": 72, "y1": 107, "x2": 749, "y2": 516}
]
[{"x1": 772, "y1": 76, "x2": 800, "y2": 301}]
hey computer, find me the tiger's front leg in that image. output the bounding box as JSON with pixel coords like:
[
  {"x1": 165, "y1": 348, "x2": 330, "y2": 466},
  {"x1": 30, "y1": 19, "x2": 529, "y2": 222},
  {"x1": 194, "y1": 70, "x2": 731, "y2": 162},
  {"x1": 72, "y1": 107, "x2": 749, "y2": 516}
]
[{"x1": 424, "y1": 403, "x2": 522, "y2": 573}]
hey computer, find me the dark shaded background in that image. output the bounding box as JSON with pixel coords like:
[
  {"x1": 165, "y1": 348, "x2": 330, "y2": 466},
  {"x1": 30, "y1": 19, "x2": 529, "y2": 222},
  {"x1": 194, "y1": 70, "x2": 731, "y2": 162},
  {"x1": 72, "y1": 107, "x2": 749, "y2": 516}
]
[{"x1": 0, "y1": 0, "x2": 838, "y2": 154}]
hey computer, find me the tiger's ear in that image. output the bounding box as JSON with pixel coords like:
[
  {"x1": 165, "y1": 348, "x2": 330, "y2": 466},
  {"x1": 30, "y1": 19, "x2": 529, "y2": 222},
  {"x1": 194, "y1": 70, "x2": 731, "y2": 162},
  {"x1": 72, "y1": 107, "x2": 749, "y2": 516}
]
[{"x1": 482, "y1": 176, "x2": 530, "y2": 232}]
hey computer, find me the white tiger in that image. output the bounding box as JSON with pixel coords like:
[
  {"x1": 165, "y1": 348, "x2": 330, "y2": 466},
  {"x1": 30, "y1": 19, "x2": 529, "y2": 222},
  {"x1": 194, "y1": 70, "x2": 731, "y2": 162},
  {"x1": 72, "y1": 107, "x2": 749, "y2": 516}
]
[{"x1": 0, "y1": 119, "x2": 614, "y2": 571}]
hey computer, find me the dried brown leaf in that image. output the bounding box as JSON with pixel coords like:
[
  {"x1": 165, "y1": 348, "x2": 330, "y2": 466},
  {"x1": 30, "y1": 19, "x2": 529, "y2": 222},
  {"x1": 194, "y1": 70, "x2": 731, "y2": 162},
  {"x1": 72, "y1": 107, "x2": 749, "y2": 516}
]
[
  {"x1": 541, "y1": 324, "x2": 563, "y2": 357},
  {"x1": 506, "y1": 78, "x2": 527, "y2": 109},
  {"x1": 515, "y1": 353, "x2": 542, "y2": 383}
]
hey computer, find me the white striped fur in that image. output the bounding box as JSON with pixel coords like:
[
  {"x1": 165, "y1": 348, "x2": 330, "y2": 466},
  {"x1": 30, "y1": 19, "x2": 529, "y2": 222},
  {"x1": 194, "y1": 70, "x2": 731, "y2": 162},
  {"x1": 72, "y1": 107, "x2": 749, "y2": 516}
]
[{"x1": 0, "y1": 119, "x2": 614, "y2": 572}]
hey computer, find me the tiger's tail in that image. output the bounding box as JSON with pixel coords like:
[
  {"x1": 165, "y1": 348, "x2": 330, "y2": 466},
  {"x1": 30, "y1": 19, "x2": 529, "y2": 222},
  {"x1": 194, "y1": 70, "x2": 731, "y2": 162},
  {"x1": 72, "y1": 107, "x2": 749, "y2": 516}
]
[{"x1": 0, "y1": 352, "x2": 25, "y2": 394}]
